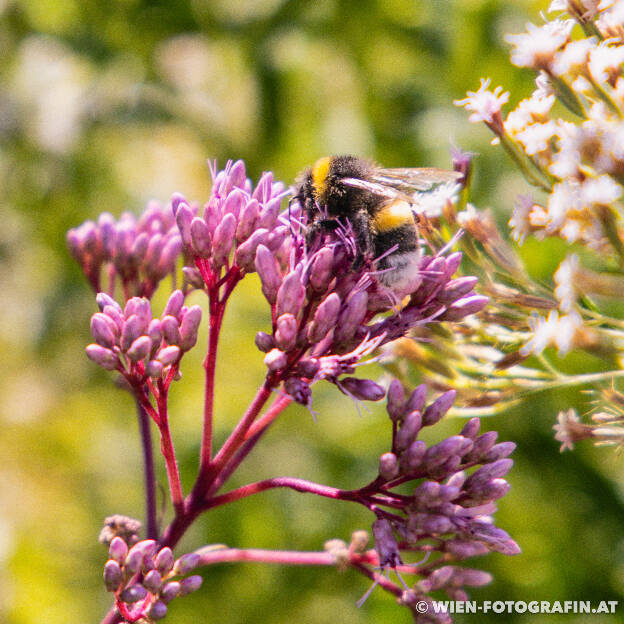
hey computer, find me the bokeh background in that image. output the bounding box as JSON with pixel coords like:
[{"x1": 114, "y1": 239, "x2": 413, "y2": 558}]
[{"x1": 2, "y1": 0, "x2": 624, "y2": 622}]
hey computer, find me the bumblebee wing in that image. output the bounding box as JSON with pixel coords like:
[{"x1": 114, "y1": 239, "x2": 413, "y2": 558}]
[
  {"x1": 372, "y1": 167, "x2": 462, "y2": 192},
  {"x1": 341, "y1": 177, "x2": 414, "y2": 203}
]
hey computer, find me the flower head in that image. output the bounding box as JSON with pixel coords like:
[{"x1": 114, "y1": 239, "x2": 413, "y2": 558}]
[
  {"x1": 67, "y1": 202, "x2": 183, "y2": 299},
  {"x1": 454, "y1": 79, "x2": 509, "y2": 131}
]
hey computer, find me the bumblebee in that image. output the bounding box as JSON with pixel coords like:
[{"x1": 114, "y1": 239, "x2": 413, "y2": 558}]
[{"x1": 295, "y1": 155, "x2": 461, "y2": 295}]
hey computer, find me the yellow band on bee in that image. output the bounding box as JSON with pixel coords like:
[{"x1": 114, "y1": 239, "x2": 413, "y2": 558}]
[
  {"x1": 311, "y1": 156, "x2": 332, "y2": 200},
  {"x1": 372, "y1": 200, "x2": 415, "y2": 232}
]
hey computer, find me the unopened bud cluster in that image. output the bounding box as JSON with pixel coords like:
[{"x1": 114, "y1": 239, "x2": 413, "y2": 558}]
[
  {"x1": 67, "y1": 202, "x2": 183, "y2": 298},
  {"x1": 371, "y1": 383, "x2": 519, "y2": 618},
  {"x1": 86, "y1": 290, "x2": 201, "y2": 381},
  {"x1": 103, "y1": 537, "x2": 203, "y2": 622},
  {"x1": 172, "y1": 160, "x2": 288, "y2": 287},
  {"x1": 254, "y1": 210, "x2": 486, "y2": 405}
]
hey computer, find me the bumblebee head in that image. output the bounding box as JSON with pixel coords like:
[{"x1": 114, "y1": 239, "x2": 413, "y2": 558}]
[{"x1": 309, "y1": 155, "x2": 371, "y2": 207}]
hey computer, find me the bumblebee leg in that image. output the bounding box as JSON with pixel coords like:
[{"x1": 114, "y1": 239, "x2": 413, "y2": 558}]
[{"x1": 349, "y1": 209, "x2": 374, "y2": 268}]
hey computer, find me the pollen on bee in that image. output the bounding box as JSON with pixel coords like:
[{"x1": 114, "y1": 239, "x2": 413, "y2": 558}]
[{"x1": 311, "y1": 156, "x2": 332, "y2": 200}]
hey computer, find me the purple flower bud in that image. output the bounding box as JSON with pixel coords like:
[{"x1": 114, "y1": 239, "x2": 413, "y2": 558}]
[
  {"x1": 468, "y1": 478, "x2": 511, "y2": 504},
  {"x1": 160, "y1": 581, "x2": 181, "y2": 603},
  {"x1": 131, "y1": 232, "x2": 149, "y2": 261},
  {"x1": 103, "y1": 560, "x2": 123, "y2": 592},
  {"x1": 170, "y1": 193, "x2": 187, "y2": 217},
  {"x1": 86, "y1": 344, "x2": 118, "y2": 370},
  {"x1": 411, "y1": 256, "x2": 446, "y2": 304},
  {"x1": 446, "y1": 470, "x2": 466, "y2": 489},
  {"x1": 284, "y1": 377, "x2": 312, "y2": 405},
  {"x1": 254, "y1": 331, "x2": 275, "y2": 352},
  {"x1": 265, "y1": 225, "x2": 289, "y2": 253},
  {"x1": 121, "y1": 315, "x2": 145, "y2": 352},
  {"x1": 438, "y1": 276, "x2": 479, "y2": 304},
  {"x1": 482, "y1": 441, "x2": 516, "y2": 462},
  {"x1": 444, "y1": 251, "x2": 463, "y2": 277},
  {"x1": 157, "y1": 236, "x2": 182, "y2": 275},
  {"x1": 421, "y1": 513, "x2": 454, "y2": 534},
  {"x1": 340, "y1": 377, "x2": 385, "y2": 401},
  {"x1": 429, "y1": 566, "x2": 454, "y2": 590},
  {"x1": 441, "y1": 295, "x2": 488, "y2": 321},
  {"x1": 422, "y1": 390, "x2": 456, "y2": 426},
  {"x1": 252, "y1": 171, "x2": 273, "y2": 201},
  {"x1": 255, "y1": 245, "x2": 282, "y2": 305},
  {"x1": 446, "y1": 540, "x2": 489, "y2": 559},
  {"x1": 127, "y1": 336, "x2": 152, "y2": 362},
  {"x1": 120, "y1": 584, "x2": 147, "y2": 604},
  {"x1": 401, "y1": 439, "x2": 426, "y2": 472},
  {"x1": 307, "y1": 293, "x2": 341, "y2": 343},
  {"x1": 467, "y1": 459, "x2": 514, "y2": 487},
  {"x1": 264, "y1": 348, "x2": 287, "y2": 372},
  {"x1": 258, "y1": 196, "x2": 281, "y2": 229},
  {"x1": 226, "y1": 160, "x2": 247, "y2": 192},
  {"x1": 422, "y1": 435, "x2": 466, "y2": 469},
  {"x1": 182, "y1": 266, "x2": 205, "y2": 289},
  {"x1": 395, "y1": 411, "x2": 422, "y2": 452},
  {"x1": 133, "y1": 298, "x2": 152, "y2": 328},
  {"x1": 96, "y1": 293, "x2": 121, "y2": 313},
  {"x1": 276, "y1": 270, "x2": 306, "y2": 317},
  {"x1": 103, "y1": 305, "x2": 124, "y2": 333},
  {"x1": 414, "y1": 480, "x2": 441, "y2": 503},
  {"x1": 234, "y1": 227, "x2": 269, "y2": 271},
  {"x1": 148, "y1": 601, "x2": 168, "y2": 620},
  {"x1": 175, "y1": 202, "x2": 194, "y2": 249},
  {"x1": 91, "y1": 313, "x2": 118, "y2": 348},
  {"x1": 309, "y1": 247, "x2": 335, "y2": 293},
  {"x1": 236, "y1": 198, "x2": 260, "y2": 242},
  {"x1": 275, "y1": 313, "x2": 298, "y2": 352},
  {"x1": 143, "y1": 569, "x2": 163, "y2": 593},
  {"x1": 157, "y1": 345, "x2": 181, "y2": 366},
  {"x1": 223, "y1": 188, "x2": 245, "y2": 220},
  {"x1": 146, "y1": 360, "x2": 164, "y2": 378},
  {"x1": 179, "y1": 575, "x2": 203, "y2": 596},
  {"x1": 147, "y1": 319, "x2": 162, "y2": 352},
  {"x1": 333, "y1": 291, "x2": 368, "y2": 344},
  {"x1": 405, "y1": 384, "x2": 427, "y2": 414},
  {"x1": 297, "y1": 358, "x2": 320, "y2": 379},
  {"x1": 179, "y1": 305, "x2": 202, "y2": 351},
  {"x1": 161, "y1": 315, "x2": 181, "y2": 345},
  {"x1": 190, "y1": 217, "x2": 212, "y2": 257},
  {"x1": 372, "y1": 518, "x2": 402, "y2": 568},
  {"x1": 66, "y1": 229, "x2": 82, "y2": 260},
  {"x1": 163, "y1": 290, "x2": 185, "y2": 319},
  {"x1": 465, "y1": 431, "x2": 498, "y2": 461},
  {"x1": 212, "y1": 213, "x2": 237, "y2": 267},
  {"x1": 174, "y1": 552, "x2": 200, "y2": 575},
  {"x1": 386, "y1": 380, "x2": 405, "y2": 422},
  {"x1": 109, "y1": 537, "x2": 129, "y2": 563},
  {"x1": 143, "y1": 234, "x2": 164, "y2": 271},
  {"x1": 379, "y1": 452, "x2": 399, "y2": 480},
  {"x1": 155, "y1": 547, "x2": 174, "y2": 575},
  {"x1": 454, "y1": 568, "x2": 493, "y2": 587},
  {"x1": 460, "y1": 417, "x2": 481, "y2": 439}
]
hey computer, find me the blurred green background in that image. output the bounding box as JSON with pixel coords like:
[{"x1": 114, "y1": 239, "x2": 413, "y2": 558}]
[{"x1": 2, "y1": 0, "x2": 624, "y2": 622}]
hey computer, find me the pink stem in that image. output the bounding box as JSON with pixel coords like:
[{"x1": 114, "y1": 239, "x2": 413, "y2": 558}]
[
  {"x1": 200, "y1": 476, "x2": 361, "y2": 511},
  {"x1": 244, "y1": 394, "x2": 292, "y2": 440},
  {"x1": 156, "y1": 382, "x2": 184, "y2": 515}
]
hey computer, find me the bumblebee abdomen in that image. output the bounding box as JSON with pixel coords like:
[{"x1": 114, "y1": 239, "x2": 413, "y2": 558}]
[{"x1": 371, "y1": 200, "x2": 415, "y2": 232}]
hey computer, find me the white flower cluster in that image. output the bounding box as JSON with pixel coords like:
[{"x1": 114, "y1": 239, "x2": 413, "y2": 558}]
[{"x1": 456, "y1": 1, "x2": 624, "y2": 357}]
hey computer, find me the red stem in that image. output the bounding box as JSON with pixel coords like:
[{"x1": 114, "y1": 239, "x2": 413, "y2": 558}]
[
  {"x1": 156, "y1": 381, "x2": 184, "y2": 515},
  {"x1": 243, "y1": 394, "x2": 292, "y2": 440},
  {"x1": 200, "y1": 476, "x2": 361, "y2": 511}
]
